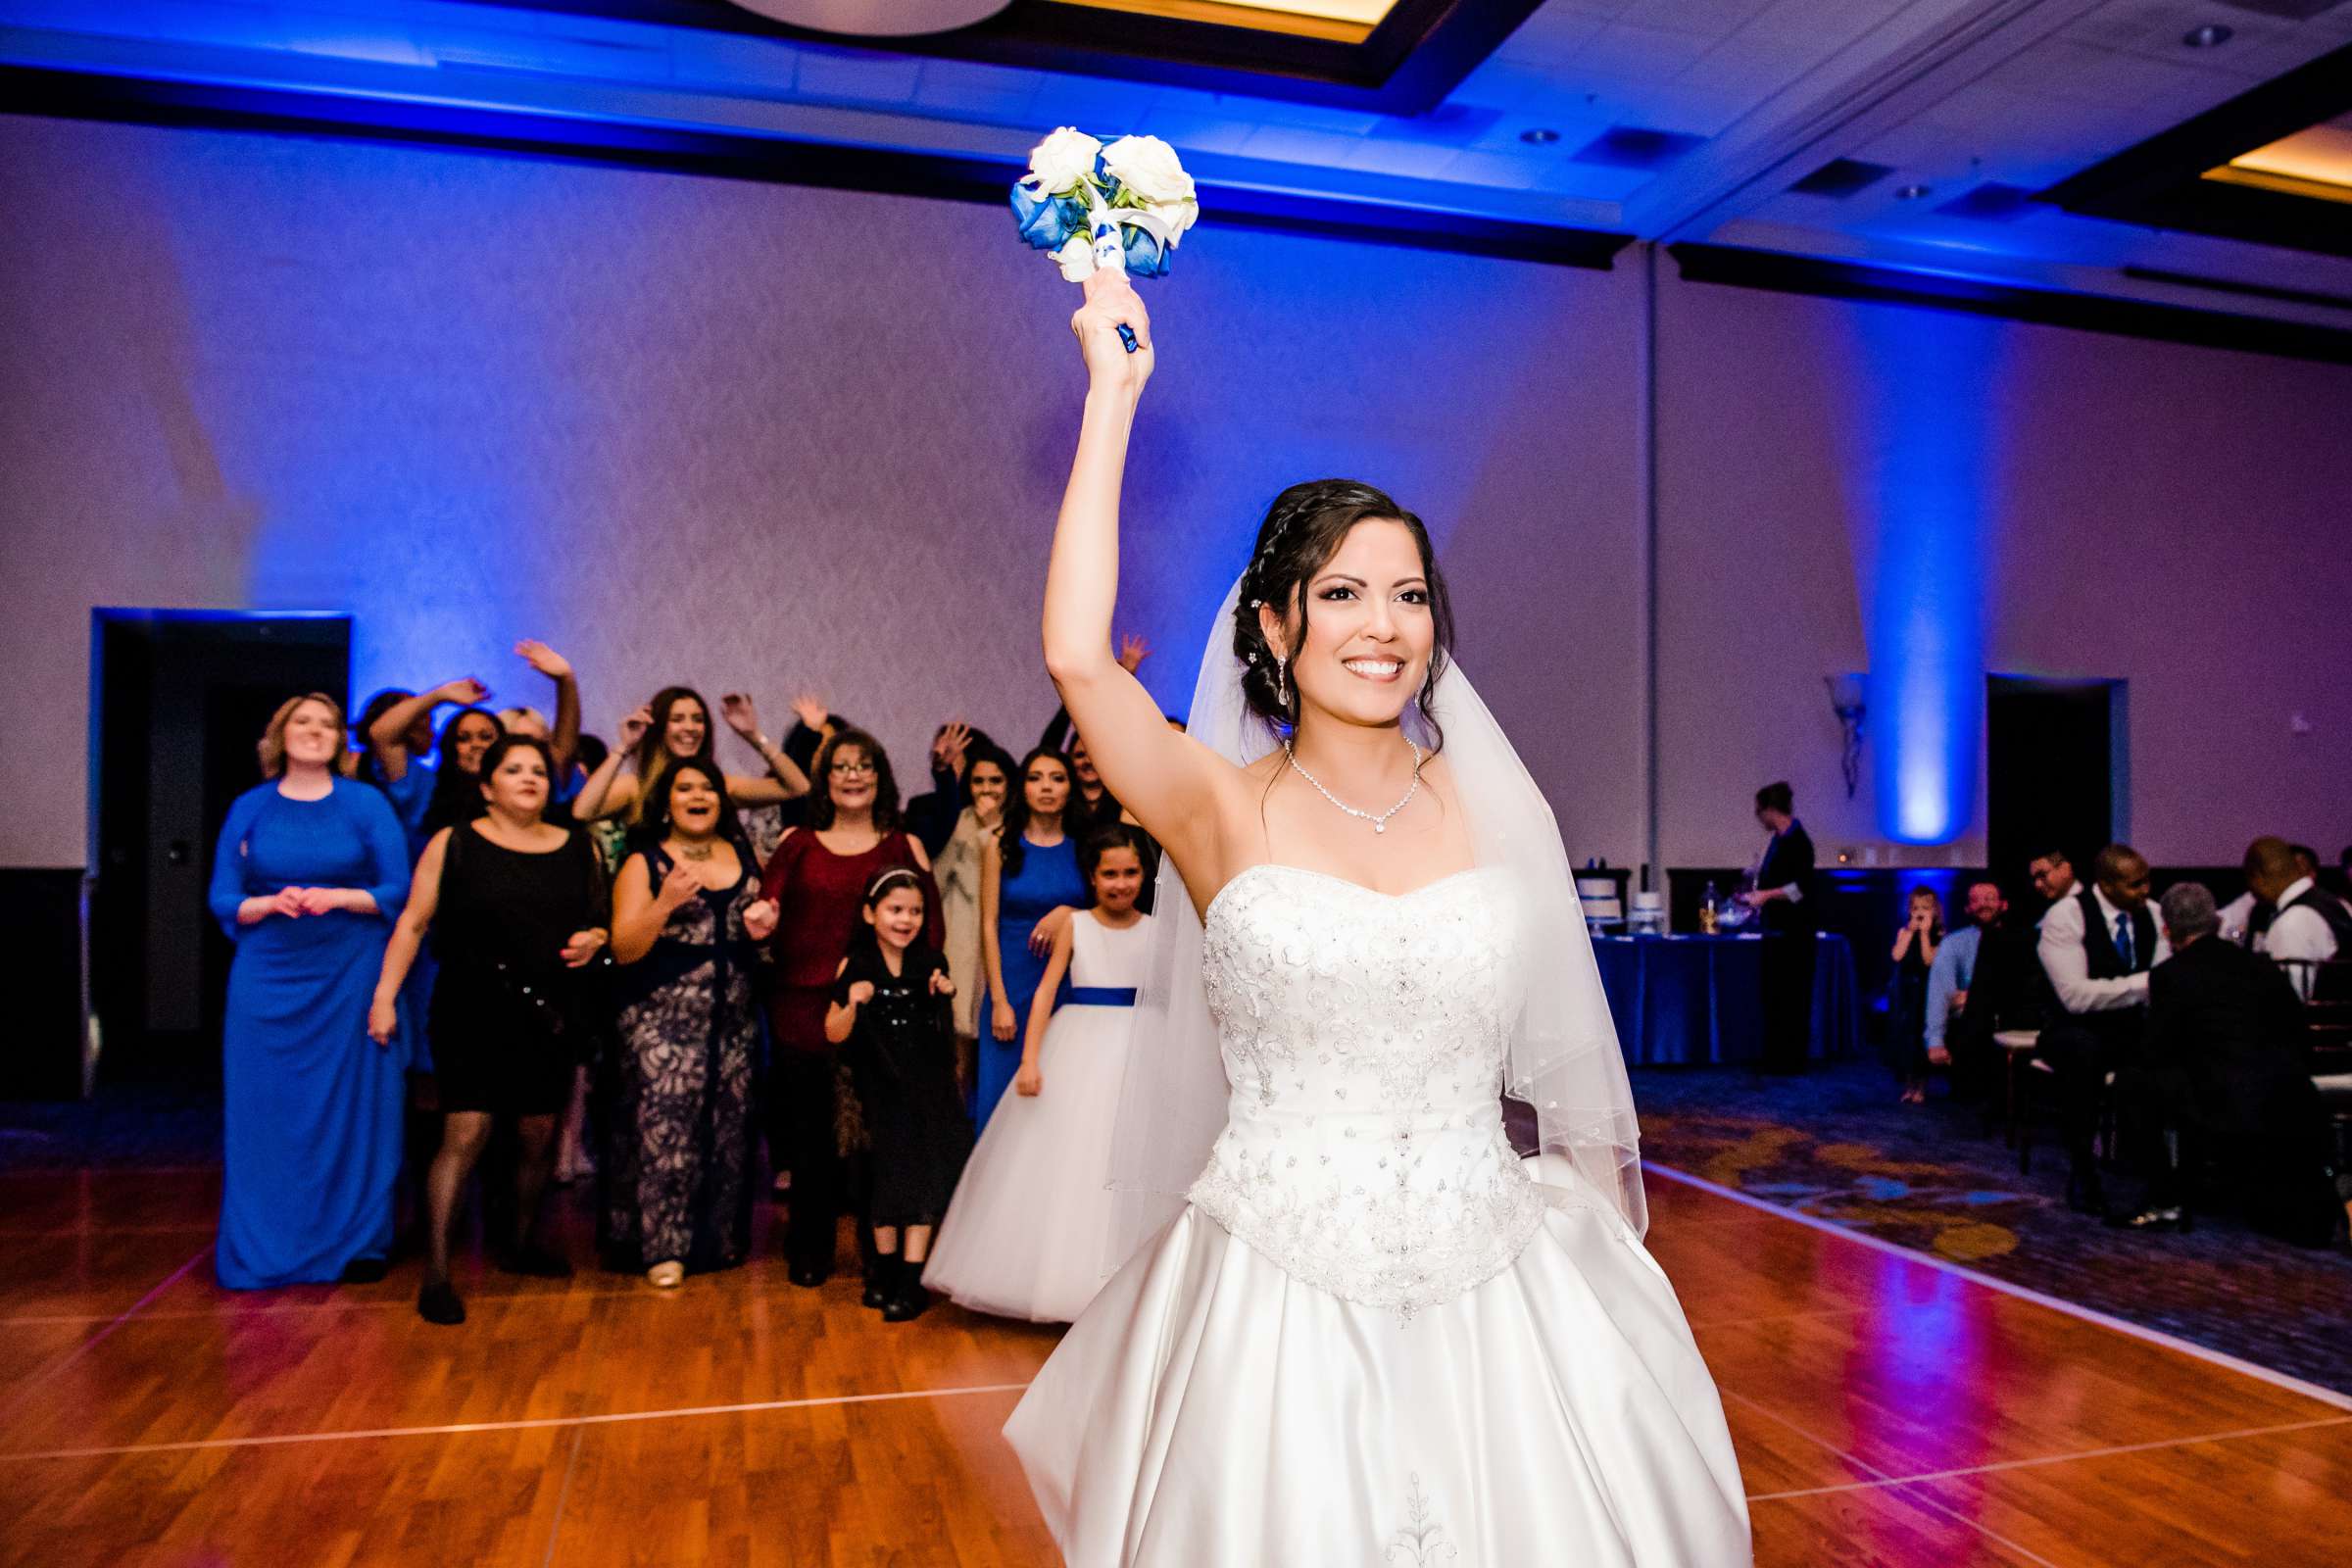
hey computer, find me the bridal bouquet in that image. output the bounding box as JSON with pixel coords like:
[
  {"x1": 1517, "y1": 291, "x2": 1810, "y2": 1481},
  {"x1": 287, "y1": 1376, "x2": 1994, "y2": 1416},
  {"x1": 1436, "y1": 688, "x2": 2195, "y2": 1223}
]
[{"x1": 1011, "y1": 128, "x2": 1200, "y2": 346}]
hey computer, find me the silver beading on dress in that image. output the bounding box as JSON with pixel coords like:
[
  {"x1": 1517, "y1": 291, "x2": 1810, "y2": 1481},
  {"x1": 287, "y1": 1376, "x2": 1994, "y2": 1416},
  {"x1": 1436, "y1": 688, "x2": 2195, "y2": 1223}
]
[{"x1": 1184, "y1": 864, "x2": 1566, "y2": 1320}]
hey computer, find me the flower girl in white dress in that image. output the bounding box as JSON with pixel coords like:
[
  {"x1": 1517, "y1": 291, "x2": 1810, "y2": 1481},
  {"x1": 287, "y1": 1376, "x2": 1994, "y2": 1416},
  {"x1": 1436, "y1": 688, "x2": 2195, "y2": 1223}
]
[
  {"x1": 1002, "y1": 270, "x2": 1753, "y2": 1566},
  {"x1": 923, "y1": 828, "x2": 1152, "y2": 1322}
]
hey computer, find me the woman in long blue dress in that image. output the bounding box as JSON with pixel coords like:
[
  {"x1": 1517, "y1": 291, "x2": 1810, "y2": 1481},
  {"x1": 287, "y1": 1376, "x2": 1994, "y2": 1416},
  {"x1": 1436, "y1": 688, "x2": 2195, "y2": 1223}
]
[
  {"x1": 209, "y1": 693, "x2": 413, "y2": 1290},
  {"x1": 978, "y1": 747, "x2": 1084, "y2": 1132}
]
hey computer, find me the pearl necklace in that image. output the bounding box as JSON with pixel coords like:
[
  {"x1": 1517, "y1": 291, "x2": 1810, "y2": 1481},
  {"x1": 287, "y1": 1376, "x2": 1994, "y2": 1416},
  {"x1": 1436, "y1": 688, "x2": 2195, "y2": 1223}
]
[{"x1": 1283, "y1": 738, "x2": 1423, "y2": 834}]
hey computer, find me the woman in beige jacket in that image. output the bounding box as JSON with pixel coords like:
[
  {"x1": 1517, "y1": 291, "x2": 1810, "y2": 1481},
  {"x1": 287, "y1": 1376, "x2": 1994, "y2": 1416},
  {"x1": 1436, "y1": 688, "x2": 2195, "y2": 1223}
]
[{"x1": 933, "y1": 746, "x2": 1012, "y2": 1085}]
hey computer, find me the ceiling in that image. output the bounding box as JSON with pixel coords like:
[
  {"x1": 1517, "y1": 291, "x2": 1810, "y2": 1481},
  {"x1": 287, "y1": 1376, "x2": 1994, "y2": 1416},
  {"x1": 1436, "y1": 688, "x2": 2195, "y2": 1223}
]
[
  {"x1": 5, "y1": 0, "x2": 2352, "y2": 326},
  {"x1": 2220, "y1": 109, "x2": 2352, "y2": 194}
]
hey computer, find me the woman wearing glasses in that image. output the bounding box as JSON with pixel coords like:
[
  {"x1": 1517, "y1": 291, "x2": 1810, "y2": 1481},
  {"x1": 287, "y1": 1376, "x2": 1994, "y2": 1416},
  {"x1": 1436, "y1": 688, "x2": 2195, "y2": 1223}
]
[{"x1": 760, "y1": 729, "x2": 945, "y2": 1290}]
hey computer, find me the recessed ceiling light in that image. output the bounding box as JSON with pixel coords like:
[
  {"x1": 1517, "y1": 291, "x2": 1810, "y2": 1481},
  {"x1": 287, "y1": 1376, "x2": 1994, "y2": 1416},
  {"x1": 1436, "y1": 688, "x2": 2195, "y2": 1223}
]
[
  {"x1": 1520, "y1": 127, "x2": 1561, "y2": 145},
  {"x1": 2182, "y1": 24, "x2": 2232, "y2": 48},
  {"x1": 1895, "y1": 183, "x2": 1932, "y2": 200}
]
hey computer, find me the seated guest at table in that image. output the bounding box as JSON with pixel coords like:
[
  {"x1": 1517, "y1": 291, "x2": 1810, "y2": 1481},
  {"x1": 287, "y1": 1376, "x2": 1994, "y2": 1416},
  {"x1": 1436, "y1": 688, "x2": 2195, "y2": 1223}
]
[
  {"x1": 2107, "y1": 882, "x2": 2339, "y2": 1244},
  {"x1": 1886, "y1": 887, "x2": 1943, "y2": 1104},
  {"x1": 2026, "y1": 846, "x2": 2078, "y2": 916},
  {"x1": 2246, "y1": 837, "x2": 2351, "y2": 998},
  {"x1": 1740, "y1": 781, "x2": 1816, "y2": 1073},
  {"x1": 1919, "y1": 879, "x2": 1994, "y2": 1100},
  {"x1": 2222, "y1": 843, "x2": 2334, "y2": 952},
  {"x1": 1970, "y1": 890, "x2": 2052, "y2": 1102},
  {"x1": 2035, "y1": 844, "x2": 2168, "y2": 1215}
]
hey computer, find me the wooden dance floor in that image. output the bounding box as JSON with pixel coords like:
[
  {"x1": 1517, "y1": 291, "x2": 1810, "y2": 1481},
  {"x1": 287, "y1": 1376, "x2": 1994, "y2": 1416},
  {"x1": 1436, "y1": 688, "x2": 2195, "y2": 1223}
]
[{"x1": 3, "y1": 1163, "x2": 2346, "y2": 1567}]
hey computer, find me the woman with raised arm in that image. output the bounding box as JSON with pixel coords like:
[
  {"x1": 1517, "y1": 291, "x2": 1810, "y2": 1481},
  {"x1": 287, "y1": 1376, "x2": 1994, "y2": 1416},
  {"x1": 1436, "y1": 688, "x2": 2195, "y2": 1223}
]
[
  {"x1": 932, "y1": 742, "x2": 1013, "y2": 1081},
  {"x1": 1000, "y1": 272, "x2": 1750, "y2": 1565},
  {"x1": 569, "y1": 687, "x2": 813, "y2": 828}
]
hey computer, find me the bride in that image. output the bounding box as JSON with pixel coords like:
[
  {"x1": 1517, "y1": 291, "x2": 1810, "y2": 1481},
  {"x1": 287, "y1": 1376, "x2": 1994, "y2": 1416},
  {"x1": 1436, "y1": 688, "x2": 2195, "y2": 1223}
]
[{"x1": 1004, "y1": 270, "x2": 1751, "y2": 1566}]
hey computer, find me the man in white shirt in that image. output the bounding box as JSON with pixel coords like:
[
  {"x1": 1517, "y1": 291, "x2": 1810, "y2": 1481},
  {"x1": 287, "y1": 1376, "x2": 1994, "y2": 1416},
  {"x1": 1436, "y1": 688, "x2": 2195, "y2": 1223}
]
[
  {"x1": 2027, "y1": 847, "x2": 2077, "y2": 913},
  {"x1": 2222, "y1": 844, "x2": 2339, "y2": 952},
  {"x1": 2244, "y1": 837, "x2": 2351, "y2": 998},
  {"x1": 2035, "y1": 844, "x2": 2169, "y2": 1214}
]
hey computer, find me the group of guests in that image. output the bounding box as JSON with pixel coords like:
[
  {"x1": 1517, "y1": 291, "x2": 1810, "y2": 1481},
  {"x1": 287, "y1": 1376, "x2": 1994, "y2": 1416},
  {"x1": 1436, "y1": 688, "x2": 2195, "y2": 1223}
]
[
  {"x1": 208, "y1": 636, "x2": 1168, "y2": 1326},
  {"x1": 1877, "y1": 837, "x2": 2348, "y2": 1245}
]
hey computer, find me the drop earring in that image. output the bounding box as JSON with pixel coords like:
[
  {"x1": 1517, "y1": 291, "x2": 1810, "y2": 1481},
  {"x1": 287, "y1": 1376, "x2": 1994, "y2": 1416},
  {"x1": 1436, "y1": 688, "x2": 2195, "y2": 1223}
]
[{"x1": 1275, "y1": 654, "x2": 1290, "y2": 710}]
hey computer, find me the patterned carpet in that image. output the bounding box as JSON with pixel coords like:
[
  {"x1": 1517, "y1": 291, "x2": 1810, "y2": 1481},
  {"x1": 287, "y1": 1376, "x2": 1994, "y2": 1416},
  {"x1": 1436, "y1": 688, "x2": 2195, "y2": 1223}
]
[{"x1": 1632, "y1": 1059, "x2": 2352, "y2": 1396}]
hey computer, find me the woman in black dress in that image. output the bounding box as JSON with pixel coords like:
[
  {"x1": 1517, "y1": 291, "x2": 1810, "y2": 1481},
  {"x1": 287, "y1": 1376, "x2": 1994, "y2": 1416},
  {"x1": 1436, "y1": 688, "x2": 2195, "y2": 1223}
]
[
  {"x1": 371, "y1": 735, "x2": 610, "y2": 1326},
  {"x1": 604, "y1": 760, "x2": 779, "y2": 1289},
  {"x1": 824, "y1": 866, "x2": 972, "y2": 1321}
]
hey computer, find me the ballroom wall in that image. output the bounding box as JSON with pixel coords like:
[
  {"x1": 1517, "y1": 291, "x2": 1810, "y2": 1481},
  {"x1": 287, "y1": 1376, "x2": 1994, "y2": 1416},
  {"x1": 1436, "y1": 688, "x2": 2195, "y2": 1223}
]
[
  {"x1": 3, "y1": 111, "x2": 2348, "y2": 876},
  {"x1": 1654, "y1": 281, "x2": 2352, "y2": 869},
  {"x1": 0, "y1": 112, "x2": 1644, "y2": 872}
]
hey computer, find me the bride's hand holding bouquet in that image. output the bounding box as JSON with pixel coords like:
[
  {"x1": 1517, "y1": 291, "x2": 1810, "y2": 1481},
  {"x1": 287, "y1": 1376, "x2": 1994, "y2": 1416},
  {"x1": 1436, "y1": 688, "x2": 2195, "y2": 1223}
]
[{"x1": 1072, "y1": 270, "x2": 1152, "y2": 402}]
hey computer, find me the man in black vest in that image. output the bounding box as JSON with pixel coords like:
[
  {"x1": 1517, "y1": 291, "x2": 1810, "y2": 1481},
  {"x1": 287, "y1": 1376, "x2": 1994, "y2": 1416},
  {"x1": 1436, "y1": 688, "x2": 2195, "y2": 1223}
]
[
  {"x1": 2107, "y1": 882, "x2": 2340, "y2": 1243},
  {"x1": 2245, "y1": 837, "x2": 2352, "y2": 997},
  {"x1": 2034, "y1": 844, "x2": 2168, "y2": 1214},
  {"x1": 1742, "y1": 781, "x2": 1817, "y2": 1074}
]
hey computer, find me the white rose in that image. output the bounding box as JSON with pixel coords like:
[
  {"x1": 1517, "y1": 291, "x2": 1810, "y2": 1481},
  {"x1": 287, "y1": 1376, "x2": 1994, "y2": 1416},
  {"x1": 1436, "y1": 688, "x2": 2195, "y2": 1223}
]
[
  {"x1": 1054, "y1": 233, "x2": 1096, "y2": 282},
  {"x1": 1153, "y1": 196, "x2": 1200, "y2": 244},
  {"x1": 1102, "y1": 135, "x2": 1195, "y2": 206},
  {"x1": 1027, "y1": 126, "x2": 1102, "y2": 196}
]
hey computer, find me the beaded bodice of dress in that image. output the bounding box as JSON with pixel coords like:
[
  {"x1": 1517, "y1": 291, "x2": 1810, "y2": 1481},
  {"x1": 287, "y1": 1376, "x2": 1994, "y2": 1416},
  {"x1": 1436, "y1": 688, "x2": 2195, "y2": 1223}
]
[{"x1": 1186, "y1": 862, "x2": 1545, "y2": 1318}]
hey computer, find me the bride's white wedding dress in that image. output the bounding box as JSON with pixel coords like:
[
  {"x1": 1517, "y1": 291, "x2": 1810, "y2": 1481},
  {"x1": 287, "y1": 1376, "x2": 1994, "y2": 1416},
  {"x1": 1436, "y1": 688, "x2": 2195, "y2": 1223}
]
[{"x1": 1004, "y1": 862, "x2": 1753, "y2": 1566}]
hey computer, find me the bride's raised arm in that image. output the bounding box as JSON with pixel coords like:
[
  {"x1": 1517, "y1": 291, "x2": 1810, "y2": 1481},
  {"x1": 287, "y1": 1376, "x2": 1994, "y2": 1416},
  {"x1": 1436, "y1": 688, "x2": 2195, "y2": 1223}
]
[{"x1": 1041, "y1": 270, "x2": 1237, "y2": 884}]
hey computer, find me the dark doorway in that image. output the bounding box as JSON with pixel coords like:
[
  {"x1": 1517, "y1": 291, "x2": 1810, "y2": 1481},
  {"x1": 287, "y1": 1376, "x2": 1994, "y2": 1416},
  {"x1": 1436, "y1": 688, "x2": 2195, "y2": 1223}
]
[
  {"x1": 89, "y1": 611, "x2": 351, "y2": 1089},
  {"x1": 1986, "y1": 675, "x2": 2125, "y2": 888}
]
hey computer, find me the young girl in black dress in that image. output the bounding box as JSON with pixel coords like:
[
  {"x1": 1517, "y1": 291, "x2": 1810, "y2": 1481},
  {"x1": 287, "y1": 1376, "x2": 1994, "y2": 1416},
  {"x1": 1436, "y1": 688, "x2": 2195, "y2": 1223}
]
[
  {"x1": 1886, "y1": 885, "x2": 1944, "y2": 1105},
  {"x1": 824, "y1": 867, "x2": 972, "y2": 1322}
]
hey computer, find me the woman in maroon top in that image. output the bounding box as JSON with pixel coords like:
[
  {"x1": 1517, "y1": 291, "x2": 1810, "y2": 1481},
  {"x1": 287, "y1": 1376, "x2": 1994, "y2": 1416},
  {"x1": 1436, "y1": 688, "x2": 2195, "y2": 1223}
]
[{"x1": 761, "y1": 727, "x2": 943, "y2": 1289}]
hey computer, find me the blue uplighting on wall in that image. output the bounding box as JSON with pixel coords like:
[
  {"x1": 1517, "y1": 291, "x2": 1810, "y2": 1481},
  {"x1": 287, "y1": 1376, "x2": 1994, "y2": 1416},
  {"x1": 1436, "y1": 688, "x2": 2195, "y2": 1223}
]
[{"x1": 1846, "y1": 309, "x2": 1992, "y2": 845}]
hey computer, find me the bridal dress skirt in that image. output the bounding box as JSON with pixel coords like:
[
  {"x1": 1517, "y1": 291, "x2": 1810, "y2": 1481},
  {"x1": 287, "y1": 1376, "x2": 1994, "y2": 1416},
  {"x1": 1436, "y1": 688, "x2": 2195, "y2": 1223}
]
[{"x1": 1003, "y1": 1194, "x2": 1753, "y2": 1568}]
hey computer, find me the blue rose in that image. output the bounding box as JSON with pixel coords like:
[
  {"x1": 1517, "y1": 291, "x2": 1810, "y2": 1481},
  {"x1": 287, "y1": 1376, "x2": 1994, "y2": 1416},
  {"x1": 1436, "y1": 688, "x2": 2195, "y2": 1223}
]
[
  {"x1": 1010, "y1": 184, "x2": 1079, "y2": 252},
  {"x1": 1121, "y1": 221, "x2": 1170, "y2": 278}
]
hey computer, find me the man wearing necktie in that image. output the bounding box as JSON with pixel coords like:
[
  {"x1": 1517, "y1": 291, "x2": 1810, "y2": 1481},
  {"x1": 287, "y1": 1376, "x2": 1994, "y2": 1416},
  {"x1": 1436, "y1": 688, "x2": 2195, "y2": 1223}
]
[{"x1": 2033, "y1": 844, "x2": 2169, "y2": 1216}]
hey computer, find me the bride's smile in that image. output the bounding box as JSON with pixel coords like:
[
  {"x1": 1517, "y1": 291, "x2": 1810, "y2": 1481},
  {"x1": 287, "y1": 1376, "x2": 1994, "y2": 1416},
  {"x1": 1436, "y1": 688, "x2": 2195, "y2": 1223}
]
[{"x1": 1262, "y1": 518, "x2": 1435, "y2": 733}]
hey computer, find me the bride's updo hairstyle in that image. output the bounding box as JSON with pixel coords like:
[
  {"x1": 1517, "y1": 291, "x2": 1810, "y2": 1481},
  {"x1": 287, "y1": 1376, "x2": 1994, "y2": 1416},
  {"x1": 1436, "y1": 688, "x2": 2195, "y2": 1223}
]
[{"x1": 1232, "y1": 479, "x2": 1456, "y2": 750}]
